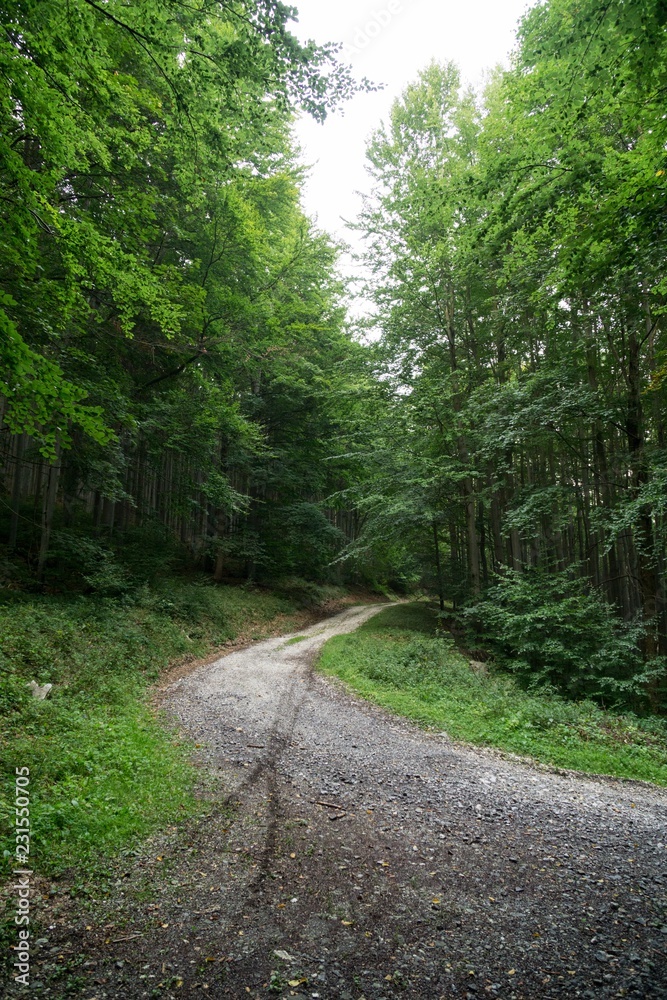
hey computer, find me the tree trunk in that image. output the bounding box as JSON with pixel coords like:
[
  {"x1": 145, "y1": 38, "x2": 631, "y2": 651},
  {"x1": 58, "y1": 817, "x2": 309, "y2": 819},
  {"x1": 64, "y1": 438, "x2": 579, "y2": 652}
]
[
  {"x1": 626, "y1": 328, "x2": 659, "y2": 660},
  {"x1": 37, "y1": 442, "x2": 62, "y2": 579},
  {"x1": 432, "y1": 521, "x2": 445, "y2": 611},
  {"x1": 8, "y1": 433, "x2": 27, "y2": 551},
  {"x1": 464, "y1": 476, "x2": 480, "y2": 595}
]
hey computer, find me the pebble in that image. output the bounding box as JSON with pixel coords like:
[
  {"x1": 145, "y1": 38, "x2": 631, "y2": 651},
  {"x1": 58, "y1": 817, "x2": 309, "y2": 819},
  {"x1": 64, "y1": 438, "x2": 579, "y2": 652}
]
[{"x1": 42, "y1": 606, "x2": 667, "y2": 1000}]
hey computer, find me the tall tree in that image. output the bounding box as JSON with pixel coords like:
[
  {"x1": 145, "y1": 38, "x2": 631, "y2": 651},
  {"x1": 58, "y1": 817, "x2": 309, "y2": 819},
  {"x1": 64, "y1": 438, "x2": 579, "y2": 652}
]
[{"x1": 354, "y1": 5, "x2": 667, "y2": 705}]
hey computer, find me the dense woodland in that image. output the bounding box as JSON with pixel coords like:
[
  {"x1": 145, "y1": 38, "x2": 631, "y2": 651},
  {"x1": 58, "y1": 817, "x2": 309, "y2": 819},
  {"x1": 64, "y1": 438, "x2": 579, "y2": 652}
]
[
  {"x1": 0, "y1": 0, "x2": 376, "y2": 588},
  {"x1": 352, "y1": 0, "x2": 667, "y2": 709},
  {"x1": 1, "y1": 0, "x2": 666, "y2": 711}
]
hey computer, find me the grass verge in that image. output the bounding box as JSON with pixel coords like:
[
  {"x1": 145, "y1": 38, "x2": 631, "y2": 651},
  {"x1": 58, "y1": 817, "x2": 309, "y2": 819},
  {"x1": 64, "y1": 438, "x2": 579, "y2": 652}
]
[
  {"x1": 0, "y1": 578, "x2": 311, "y2": 878},
  {"x1": 317, "y1": 602, "x2": 667, "y2": 785}
]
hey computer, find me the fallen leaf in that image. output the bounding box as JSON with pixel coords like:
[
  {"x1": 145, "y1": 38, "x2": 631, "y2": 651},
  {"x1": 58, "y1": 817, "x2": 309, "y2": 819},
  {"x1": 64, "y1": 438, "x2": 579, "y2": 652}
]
[
  {"x1": 341, "y1": 920, "x2": 353, "y2": 926},
  {"x1": 508, "y1": 969, "x2": 516, "y2": 975},
  {"x1": 273, "y1": 950, "x2": 294, "y2": 962}
]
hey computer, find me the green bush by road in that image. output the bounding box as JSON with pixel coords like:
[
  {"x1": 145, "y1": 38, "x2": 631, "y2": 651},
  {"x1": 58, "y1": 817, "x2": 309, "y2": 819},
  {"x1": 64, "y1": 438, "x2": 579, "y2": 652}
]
[{"x1": 317, "y1": 603, "x2": 667, "y2": 786}]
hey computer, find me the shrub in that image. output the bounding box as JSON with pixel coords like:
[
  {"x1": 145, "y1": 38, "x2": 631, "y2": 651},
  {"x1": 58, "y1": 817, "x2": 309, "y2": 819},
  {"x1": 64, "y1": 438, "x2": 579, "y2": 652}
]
[{"x1": 464, "y1": 570, "x2": 661, "y2": 709}]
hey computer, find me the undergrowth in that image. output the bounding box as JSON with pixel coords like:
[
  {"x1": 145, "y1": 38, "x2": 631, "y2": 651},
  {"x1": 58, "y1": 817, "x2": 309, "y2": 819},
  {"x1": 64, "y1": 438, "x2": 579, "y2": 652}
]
[
  {"x1": 0, "y1": 578, "x2": 300, "y2": 877},
  {"x1": 317, "y1": 602, "x2": 667, "y2": 785}
]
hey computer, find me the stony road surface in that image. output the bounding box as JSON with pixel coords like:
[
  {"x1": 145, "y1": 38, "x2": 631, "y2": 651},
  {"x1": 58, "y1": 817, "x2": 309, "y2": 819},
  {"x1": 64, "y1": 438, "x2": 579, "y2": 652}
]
[{"x1": 11, "y1": 604, "x2": 667, "y2": 999}]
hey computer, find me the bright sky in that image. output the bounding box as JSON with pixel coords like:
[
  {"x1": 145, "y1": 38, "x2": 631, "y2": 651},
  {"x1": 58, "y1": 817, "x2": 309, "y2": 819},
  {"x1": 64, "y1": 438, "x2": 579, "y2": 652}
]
[{"x1": 289, "y1": 0, "x2": 533, "y2": 295}]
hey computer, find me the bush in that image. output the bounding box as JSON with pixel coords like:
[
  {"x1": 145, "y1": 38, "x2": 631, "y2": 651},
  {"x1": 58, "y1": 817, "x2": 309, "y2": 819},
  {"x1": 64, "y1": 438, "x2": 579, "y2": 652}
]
[
  {"x1": 317, "y1": 601, "x2": 667, "y2": 785},
  {"x1": 464, "y1": 570, "x2": 661, "y2": 709}
]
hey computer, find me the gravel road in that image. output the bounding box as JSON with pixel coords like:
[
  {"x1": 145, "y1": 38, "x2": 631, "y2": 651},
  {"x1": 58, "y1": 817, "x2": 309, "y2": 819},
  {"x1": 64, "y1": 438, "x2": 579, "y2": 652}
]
[{"x1": 19, "y1": 604, "x2": 667, "y2": 999}]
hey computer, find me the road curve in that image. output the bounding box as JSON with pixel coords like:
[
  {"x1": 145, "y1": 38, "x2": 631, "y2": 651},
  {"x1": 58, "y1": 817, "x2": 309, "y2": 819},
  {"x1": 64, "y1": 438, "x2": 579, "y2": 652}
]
[{"x1": 158, "y1": 603, "x2": 667, "y2": 999}]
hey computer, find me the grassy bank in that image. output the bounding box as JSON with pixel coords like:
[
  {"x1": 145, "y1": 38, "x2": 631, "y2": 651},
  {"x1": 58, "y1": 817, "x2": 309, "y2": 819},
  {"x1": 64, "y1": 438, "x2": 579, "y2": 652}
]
[
  {"x1": 0, "y1": 578, "x2": 339, "y2": 878},
  {"x1": 317, "y1": 602, "x2": 667, "y2": 785}
]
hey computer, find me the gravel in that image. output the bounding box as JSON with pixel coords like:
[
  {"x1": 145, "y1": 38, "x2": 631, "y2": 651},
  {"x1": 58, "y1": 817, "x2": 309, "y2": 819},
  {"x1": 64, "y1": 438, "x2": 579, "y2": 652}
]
[{"x1": 7, "y1": 604, "x2": 667, "y2": 999}]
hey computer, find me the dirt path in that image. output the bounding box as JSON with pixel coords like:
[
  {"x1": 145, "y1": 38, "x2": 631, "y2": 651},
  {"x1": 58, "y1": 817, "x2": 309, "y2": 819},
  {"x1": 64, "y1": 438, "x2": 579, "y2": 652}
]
[{"x1": 16, "y1": 605, "x2": 667, "y2": 999}]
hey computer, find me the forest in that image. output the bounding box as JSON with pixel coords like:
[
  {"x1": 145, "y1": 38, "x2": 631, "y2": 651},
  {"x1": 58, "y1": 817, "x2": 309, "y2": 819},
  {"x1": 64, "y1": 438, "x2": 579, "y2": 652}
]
[{"x1": 1, "y1": 0, "x2": 666, "y2": 729}]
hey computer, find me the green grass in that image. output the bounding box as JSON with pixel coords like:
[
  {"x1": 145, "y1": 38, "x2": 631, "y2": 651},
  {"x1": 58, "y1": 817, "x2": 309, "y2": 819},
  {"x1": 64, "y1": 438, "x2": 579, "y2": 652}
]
[
  {"x1": 317, "y1": 602, "x2": 667, "y2": 785},
  {"x1": 0, "y1": 579, "x2": 299, "y2": 876}
]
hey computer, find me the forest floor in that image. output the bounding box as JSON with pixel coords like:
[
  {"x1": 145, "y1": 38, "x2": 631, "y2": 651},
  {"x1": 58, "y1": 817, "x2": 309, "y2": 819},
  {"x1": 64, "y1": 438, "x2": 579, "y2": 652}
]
[{"x1": 6, "y1": 604, "x2": 667, "y2": 1000}]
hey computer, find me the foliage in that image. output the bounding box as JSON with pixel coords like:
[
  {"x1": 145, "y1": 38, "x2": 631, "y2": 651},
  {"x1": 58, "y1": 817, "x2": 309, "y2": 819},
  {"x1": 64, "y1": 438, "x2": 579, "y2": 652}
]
[
  {"x1": 318, "y1": 603, "x2": 667, "y2": 785},
  {"x1": 465, "y1": 571, "x2": 662, "y2": 707},
  {"x1": 0, "y1": 0, "x2": 373, "y2": 589},
  {"x1": 0, "y1": 575, "x2": 301, "y2": 875},
  {"x1": 351, "y1": 1, "x2": 667, "y2": 706}
]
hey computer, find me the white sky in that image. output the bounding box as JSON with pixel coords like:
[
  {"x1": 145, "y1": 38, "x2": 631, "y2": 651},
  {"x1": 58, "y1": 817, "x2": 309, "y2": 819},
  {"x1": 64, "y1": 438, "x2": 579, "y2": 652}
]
[{"x1": 289, "y1": 0, "x2": 533, "y2": 299}]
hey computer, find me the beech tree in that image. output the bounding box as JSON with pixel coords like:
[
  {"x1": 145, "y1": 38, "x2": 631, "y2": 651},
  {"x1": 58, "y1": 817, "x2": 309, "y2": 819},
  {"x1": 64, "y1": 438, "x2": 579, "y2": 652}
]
[
  {"x1": 354, "y1": 3, "x2": 667, "y2": 705},
  {"x1": 0, "y1": 0, "x2": 371, "y2": 581}
]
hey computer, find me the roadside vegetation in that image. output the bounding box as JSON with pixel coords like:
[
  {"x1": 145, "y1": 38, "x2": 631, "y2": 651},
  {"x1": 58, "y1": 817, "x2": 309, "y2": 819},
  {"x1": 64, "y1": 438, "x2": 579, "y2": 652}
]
[
  {"x1": 318, "y1": 603, "x2": 667, "y2": 786},
  {"x1": 3, "y1": 0, "x2": 667, "y2": 892},
  {"x1": 0, "y1": 562, "x2": 344, "y2": 878}
]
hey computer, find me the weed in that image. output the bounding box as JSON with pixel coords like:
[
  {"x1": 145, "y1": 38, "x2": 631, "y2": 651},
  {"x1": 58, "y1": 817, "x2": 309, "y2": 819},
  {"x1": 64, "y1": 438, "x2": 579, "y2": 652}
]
[
  {"x1": 0, "y1": 579, "x2": 301, "y2": 878},
  {"x1": 269, "y1": 969, "x2": 286, "y2": 992},
  {"x1": 317, "y1": 603, "x2": 667, "y2": 785}
]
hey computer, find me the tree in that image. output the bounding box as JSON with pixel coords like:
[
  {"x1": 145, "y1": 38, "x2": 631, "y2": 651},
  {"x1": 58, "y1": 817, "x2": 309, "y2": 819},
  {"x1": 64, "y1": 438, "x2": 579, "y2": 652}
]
[
  {"x1": 0, "y1": 0, "x2": 373, "y2": 584},
  {"x1": 354, "y1": 6, "x2": 667, "y2": 706}
]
